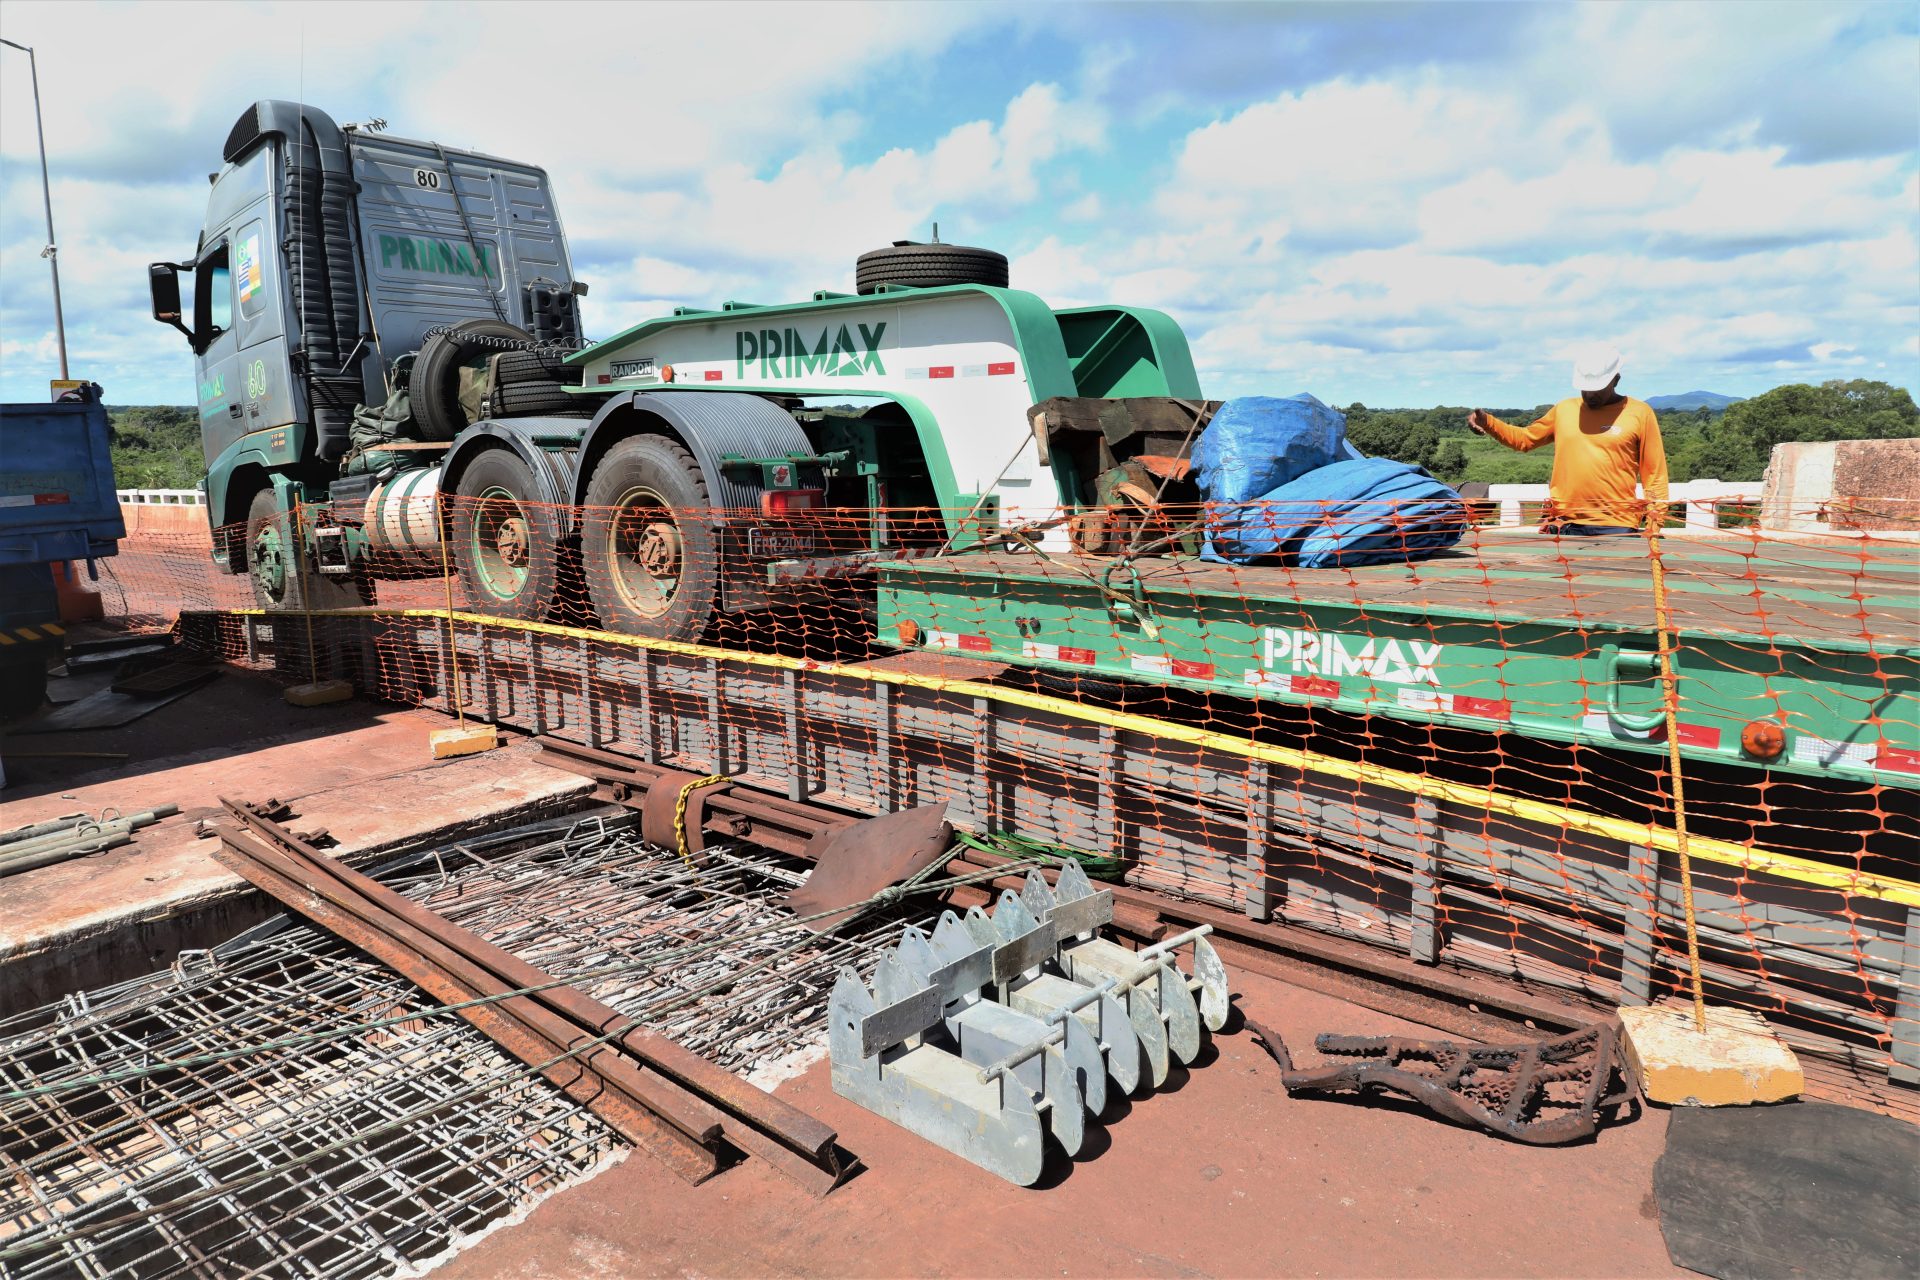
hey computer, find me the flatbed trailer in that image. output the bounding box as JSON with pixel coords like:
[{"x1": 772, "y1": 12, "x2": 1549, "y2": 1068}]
[{"x1": 874, "y1": 528, "x2": 1920, "y2": 788}]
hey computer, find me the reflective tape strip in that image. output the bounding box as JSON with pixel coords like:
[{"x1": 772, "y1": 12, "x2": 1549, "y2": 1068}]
[
  {"x1": 1398, "y1": 688, "x2": 1448, "y2": 713},
  {"x1": 704, "y1": 370, "x2": 724, "y2": 382},
  {"x1": 907, "y1": 362, "x2": 1018, "y2": 380},
  {"x1": 42, "y1": 623, "x2": 64, "y2": 635},
  {"x1": 1290, "y1": 674, "x2": 1339, "y2": 699},
  {"x1": 14, "y1": 626, "x2": 40, "y2": 642},
  {"x1": 1132, "y1": 653, "x2": 1214, "y2": 679},
  {"x1": 1790, "y1": 735, "x2": 1876, "y2": 769},
  {"x1": 924, "y1": 630, "x2": 992, "y2": 653},
  {"x1": 0, "y1": 633, "x2": 14, "y2": 646},
  {"x1": 1880, "y1": 746, "x2": 1920, "y2": 774}
]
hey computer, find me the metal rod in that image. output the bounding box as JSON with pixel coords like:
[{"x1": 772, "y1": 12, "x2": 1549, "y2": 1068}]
[{"x1": 0, "y1": 39, "x2": 67, "y2": 378}]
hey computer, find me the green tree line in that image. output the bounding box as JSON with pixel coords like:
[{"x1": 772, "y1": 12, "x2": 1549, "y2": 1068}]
[
  {"x1": 1344, "y1": 379, "x2": 1917, "y2": 486},
  {"x1": 103, "y1": 378, "x2": 1919, "y2": 493},
  {"x1": 106, "y1": 405, "x2": 202, "y2": 489}
]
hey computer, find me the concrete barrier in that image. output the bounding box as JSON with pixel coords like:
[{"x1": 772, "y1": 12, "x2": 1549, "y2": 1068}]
[{"x1": 1761, "y1": 438, "x2": 1920, "y2": 533}]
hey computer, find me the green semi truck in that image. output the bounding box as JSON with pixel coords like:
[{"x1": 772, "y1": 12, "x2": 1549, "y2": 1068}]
[
  {"x1": 151, "y1": 99, "x2": 1200, "y2": 640},
  {"x1": 153, "y1": 101, "x2": 1916, "y2": 790}
]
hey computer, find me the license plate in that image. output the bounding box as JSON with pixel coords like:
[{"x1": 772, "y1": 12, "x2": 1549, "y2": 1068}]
[{"x1": 748, "y1": 528, "x2": 815, "y2": 558}]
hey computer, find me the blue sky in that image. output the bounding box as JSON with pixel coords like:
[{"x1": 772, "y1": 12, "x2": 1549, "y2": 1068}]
[{"x1": 1, "y1": 0, "x2": 1915, "y2": 409}]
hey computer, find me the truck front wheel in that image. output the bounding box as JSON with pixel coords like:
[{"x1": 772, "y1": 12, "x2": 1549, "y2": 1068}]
[
  {"x1": 450, "y1": 450, "x2": 562, "y2": 621},
  {"x1": 580, "y1": 436, "x2": 719, "y2": 642},
  {"x1": 246, "y1": 489, "x2": 375, "y2": 611},
  {"x1": 247, "y1": 488, "x2": 307, "y2": 611}
]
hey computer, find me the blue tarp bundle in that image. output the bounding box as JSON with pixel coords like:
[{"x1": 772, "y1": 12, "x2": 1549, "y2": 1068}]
[
  {"x1": 1195, "y1": 396, "x2": 1467, "y2": 567},
  {"x1": 1188, "y1": 394, "x2": 1359, "y2": 505}
]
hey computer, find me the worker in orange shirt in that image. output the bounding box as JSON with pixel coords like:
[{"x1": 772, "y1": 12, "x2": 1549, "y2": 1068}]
[{"x1": 1467, "y1": 343, "x2": 1669, "y2": 535}]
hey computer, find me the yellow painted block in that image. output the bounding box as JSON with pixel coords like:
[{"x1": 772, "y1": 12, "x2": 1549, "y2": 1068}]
[
  {"x1": 284, "y1": 679, "x2": 354, "y2": 707},
  {"x1": 1618, "y1": 1005, "x2": 1803, "y2": 1106},
  {"x1": 430, "y1": 724, "x2": 499, "y2": 760}
]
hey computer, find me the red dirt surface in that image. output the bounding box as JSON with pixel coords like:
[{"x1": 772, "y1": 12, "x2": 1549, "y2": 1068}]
[{"x1": 437, "y1": 970, "x2": 1682, "y2": 1280}]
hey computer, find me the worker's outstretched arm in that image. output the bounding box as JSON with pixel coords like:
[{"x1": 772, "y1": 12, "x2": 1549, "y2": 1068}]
[
  {"x1": 1640, "y1": 409, "x2": 1670, "y2": 530},
  {"x1": 1468, "y1": 408, "x2": 1555, "y2": 452}
]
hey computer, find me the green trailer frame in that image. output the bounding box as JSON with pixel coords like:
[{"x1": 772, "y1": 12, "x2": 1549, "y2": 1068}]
[{"x1": 874, "y1": 532, "x2": 1920, "y2": 788}]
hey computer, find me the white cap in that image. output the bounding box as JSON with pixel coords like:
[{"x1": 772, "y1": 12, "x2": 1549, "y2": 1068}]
[{"x1": 1571, "y1": 342, "x2": 1623, "y2": 392}]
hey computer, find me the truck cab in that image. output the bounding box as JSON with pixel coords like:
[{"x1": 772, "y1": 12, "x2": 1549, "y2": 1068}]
[{"x1": 149, "y1": 100, "x2": 584, "y2": 577}]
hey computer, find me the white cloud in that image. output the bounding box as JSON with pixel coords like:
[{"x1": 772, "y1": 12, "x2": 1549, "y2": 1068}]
[{"x1": 0, "y1": 0, "x2": 1911, "y2": 412}]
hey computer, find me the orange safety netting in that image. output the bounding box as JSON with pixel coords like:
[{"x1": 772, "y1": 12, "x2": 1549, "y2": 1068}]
[{"x1": 88, "y1": 490, "x2": 1920, "y2": 1115}]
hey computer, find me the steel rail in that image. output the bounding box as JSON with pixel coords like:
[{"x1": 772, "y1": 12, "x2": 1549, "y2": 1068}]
[
  {"x1": 217, "y1": 799, "x2": 846, "y2": 1193},
  {"x1": 535, "y1": 733, "x2": 1596, "y2": 1035},
  {"x1": 213, "y1": 822, "x2": 725, "y2": 1183}
]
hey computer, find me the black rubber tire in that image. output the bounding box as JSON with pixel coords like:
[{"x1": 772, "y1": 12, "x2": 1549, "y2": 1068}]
[
  {"x1": 491, "y1": 380, "x2": 577, "y2": 417},
  {"x1": 450, "y1": 449, "x2": 563, "y2": 622},
  {"x1": 856, "y1": 243, "x2": 1008, "y2": 294},
  {"x1": 492, "y1": 349, "x2": 583, "y2": 387},
  {"x1": 0, "y1": 657, "x2": 48, "y2": 719},
  {"x1": 246, "y1": 487, "x2": 308, "y2": 611},
  {"x1": 415, "y1": 319, "x2": 532, "y2": 440},
  {"x1": 245, "y1": 488, "x2": 376, "y2": 610},
  {"x1": 580, "y1": 435, "x2": 719, "y2": 642}
]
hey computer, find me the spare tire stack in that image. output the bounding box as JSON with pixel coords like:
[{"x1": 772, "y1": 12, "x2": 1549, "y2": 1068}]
[
  {"x1": 855, "y1": 241, "x2": 1009, "y2": 294},
  {"x1": 413, "y1": 320, "x2": 589, "y2": 437}
]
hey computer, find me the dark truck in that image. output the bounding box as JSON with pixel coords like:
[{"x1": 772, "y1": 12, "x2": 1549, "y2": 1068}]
[
  {"x1": 149, "y1": 100, "x2": 1206, "y2": 640},
  {"x1": 0, "y1": 385, "x2": 124, "y2": 716}
]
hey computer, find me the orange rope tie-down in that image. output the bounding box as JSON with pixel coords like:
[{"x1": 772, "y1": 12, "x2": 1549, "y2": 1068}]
[{"x1": 1647, "y1": 526, "x2": 1709, "y2": 1032}]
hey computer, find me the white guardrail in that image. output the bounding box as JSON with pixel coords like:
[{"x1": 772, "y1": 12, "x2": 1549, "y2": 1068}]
[
  {"x1": 117, "y1": 488, "x2": 204, "y2": 506},
  {"x1": 1484, "y1": 480, "x2": 1762, "y2": 529}
]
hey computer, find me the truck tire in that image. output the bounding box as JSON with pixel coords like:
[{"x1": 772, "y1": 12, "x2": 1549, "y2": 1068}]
[
  {"x1": 415, "y1": 319, "x2": 533, "y2": 441},
  {"x1": 491, "y1": 349, "x2": 583, "y2": 387},
  {"x1": 246, "y1": 488, "x2": 375, "y2": 611},
  {"x1": 451, "y1": 449, "x2": 562, "y2": 621},
  {"x1": 490, "y1": 380, "x2": 577, "y2": 417},
  {"x1": 247, "y1": 488, "x2": 309, "y2": 611},
  {"x1": 580, "y1": 435, "x2": 719, "y2": 642},
  {"x1": 856, "y1": 243, "x2": 1008, "y2": 294},
  {"x1": 0, "y1": 656, "x2": 47, "y2": 719}
]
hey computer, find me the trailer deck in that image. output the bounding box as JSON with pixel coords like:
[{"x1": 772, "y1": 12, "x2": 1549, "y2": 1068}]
[{"x1": 874, "y1": 529, "x2": 1920, "y2": 785}]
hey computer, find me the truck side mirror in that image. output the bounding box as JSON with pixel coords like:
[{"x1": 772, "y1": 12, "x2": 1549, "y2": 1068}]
[{"x1": 149, "y1": 263, "x2": 194, "y2": 345}]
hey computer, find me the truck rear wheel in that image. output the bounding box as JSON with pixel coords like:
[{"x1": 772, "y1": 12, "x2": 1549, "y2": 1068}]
[
  {"x1": 580, "y1": 435, "x2": 719, "y2": 642},
  {"x1": 450, "y1": 450, "x2": 562, "y2": 621}
]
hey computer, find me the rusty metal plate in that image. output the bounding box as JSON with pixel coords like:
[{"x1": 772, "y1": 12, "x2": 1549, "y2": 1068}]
[
  {"x1": 785, "y1": 803, "x2": 952, "y2": 932},
  {"x1": 638, "y1": 768, "x2": 723, "y2": 854}
]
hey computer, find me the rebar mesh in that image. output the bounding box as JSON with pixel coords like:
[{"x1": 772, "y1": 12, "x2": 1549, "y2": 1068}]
[{"x1": 0, "y1": 813, "x2": 919, "y2": 1279}]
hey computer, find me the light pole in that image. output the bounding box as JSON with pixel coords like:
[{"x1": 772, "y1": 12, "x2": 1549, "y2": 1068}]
[{"x1": 1, "y1": 37, "x2": 69, "y2": 379}]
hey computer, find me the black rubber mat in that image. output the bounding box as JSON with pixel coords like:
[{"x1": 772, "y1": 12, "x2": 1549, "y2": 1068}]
[{"x1": 1655, "y1": 1101, "x2": 1919, "y2": 1279}]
